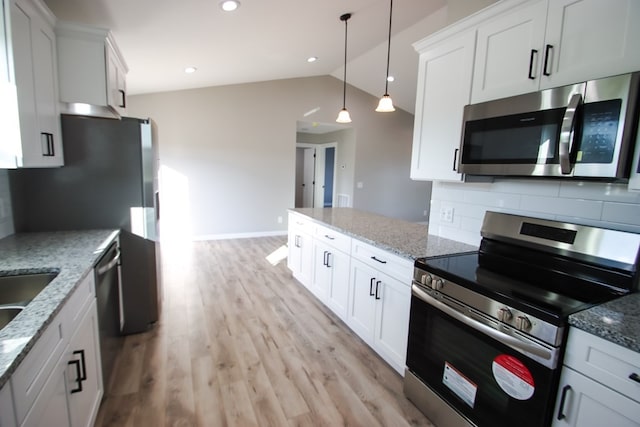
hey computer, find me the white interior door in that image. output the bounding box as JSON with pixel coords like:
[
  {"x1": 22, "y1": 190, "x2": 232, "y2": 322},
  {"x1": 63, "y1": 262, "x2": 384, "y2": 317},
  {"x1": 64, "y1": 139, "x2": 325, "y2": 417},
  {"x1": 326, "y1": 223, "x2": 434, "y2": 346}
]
[{"x1": 302, "y1": 148, "x2": 315, "y2": 207}]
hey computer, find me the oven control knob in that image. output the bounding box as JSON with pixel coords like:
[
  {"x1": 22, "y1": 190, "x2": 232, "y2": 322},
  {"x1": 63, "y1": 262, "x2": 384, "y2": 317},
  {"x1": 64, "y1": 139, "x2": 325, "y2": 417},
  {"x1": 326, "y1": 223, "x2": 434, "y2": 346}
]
[
  {"x1": 497, "y1": 307, "x2": 512, "y2": 322},
  {"x1": 421, "y1": 273, "x2": 433, "y2": 286},
  {"x1": 431, "y1": 278, "x2": 444, "y2": 291},
  {"x1": 515, "y1": 316, "x2": 532, "y2": 331}
]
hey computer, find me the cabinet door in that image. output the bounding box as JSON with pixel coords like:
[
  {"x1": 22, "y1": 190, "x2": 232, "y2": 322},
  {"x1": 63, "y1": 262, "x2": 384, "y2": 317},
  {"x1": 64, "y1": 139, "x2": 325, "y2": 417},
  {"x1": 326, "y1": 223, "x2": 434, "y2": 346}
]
[
  {"x1": 541, "y1": 0, "x2": 640, "y2": 89},
  {"x1": 552, "y1": 367, "x2": 640, "y2": 427},
  {"x1": 310, "y1": 240, "x2": 331, "y2": 301},
  {"x1": 347, "y1": 260, "x2": 377, "y2": 346},
  {"x1": 373, "y1": 274, "x2": 411, "y2": 375},
  {"x1": 29, "y1": 12, "x2": 62, "y2": 167},
  {"x1": 325, "y1": 248, "x2": 350, "y2": 322},
  {"x1": 66, "y1": 300, "x2": 103, "y2": 427},
  {"x1": 0, "y1": 382, "x2": 16, "y2": 427},
  {"x1": 288, "y1": 228, "x2": 313, "y2": 288},
  {"x1": 20, "y1": 355, "x2": 70, "y2": 427},
  {"x1": 106, "y1": 46, "x2": 126, "y2": 116},
  {"x1": 471, "y1": 0, "x2": 547, "y2": 103},
  {"x1": 10, "y1": 0, "x2": 62, "y2": 167},
  {"x1": 411, "y1": 30, "x2": 475, "y2": 181},
  {"x1": 0, "y1": 0, "x2": 21, "y2": 168}
]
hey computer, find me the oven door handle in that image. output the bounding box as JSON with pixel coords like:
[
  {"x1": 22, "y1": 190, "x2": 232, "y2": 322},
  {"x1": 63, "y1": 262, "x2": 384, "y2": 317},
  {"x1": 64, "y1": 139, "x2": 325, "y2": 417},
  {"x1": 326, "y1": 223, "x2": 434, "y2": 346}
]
[{"x1": 412, "y1": 285, "x2": 554, "y2": 361}]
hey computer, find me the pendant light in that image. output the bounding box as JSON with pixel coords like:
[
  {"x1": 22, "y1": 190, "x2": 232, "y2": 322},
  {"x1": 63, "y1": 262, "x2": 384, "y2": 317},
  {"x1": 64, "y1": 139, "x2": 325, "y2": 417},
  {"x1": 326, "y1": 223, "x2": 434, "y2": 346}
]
[
  {"x1": 336, "y1": 13, "x2": 352, "y2": 123},
  {"x1": 375, "y1": 0, "x2": 395, "y2": 112}
]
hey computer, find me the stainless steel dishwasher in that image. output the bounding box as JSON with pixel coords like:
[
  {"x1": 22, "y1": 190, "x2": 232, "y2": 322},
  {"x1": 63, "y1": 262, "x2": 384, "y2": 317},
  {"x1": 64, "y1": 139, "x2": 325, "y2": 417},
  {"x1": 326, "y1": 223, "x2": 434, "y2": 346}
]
[{"x1": 94, "y1": 240, "x2": 123, "y2": 394}]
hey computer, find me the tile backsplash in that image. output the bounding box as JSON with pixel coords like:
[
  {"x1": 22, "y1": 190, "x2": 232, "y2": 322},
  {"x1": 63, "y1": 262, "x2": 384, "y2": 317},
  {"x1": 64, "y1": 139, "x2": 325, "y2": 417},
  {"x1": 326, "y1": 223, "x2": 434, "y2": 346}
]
[
  {"x1": 429, "y1": 179, "x2": 640, "y2": 246},
  {"x1": 0, "y1": 171, "x2": 14, "y2": 239}
]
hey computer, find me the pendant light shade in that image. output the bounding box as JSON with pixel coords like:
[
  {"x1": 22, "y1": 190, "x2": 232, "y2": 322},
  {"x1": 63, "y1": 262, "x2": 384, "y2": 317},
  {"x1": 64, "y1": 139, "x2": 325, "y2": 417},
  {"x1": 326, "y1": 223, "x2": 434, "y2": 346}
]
[
  {"x1": 376, "y1": 0, "x2": 395, "y2": 112},
  {"x1": 336, "y1": 13, "x2": 352, "y2": 123}
]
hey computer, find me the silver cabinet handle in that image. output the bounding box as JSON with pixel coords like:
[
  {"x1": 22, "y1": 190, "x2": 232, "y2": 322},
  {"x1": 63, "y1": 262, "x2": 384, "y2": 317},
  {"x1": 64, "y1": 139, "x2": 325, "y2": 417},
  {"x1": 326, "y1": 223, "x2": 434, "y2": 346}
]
[{"x1": 559, "y1": 93, "x2": 582, "y2": 174}]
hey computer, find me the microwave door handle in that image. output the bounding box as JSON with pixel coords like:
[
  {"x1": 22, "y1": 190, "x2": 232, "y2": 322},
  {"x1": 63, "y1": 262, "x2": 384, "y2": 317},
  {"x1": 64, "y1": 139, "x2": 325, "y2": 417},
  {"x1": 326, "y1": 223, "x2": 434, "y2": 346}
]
[{"x1": 559, "y1": 93, "x2": 582, "y2": 174}]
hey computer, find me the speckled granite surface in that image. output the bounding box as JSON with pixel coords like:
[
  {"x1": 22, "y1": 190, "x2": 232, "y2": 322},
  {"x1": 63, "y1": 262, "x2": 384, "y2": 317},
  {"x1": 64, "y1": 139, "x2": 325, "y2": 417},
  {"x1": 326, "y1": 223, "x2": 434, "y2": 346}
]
[
  {"x1": 569, "y1": 293, "x2": 640, "y2": 353},
  {"x1": 0, "y1": 230, "x2": 119, "y2": 388},
  {"x1": 289, "y1": 207, "x2": 477, "y2": 260}
]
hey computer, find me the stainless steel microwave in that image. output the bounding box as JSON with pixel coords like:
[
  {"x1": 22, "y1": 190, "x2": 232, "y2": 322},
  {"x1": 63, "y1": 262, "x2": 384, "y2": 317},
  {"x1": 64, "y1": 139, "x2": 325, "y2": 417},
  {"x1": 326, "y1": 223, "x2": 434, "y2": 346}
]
[{"x1": 458, "y1": 72, "x2": 640, "y2": 179}]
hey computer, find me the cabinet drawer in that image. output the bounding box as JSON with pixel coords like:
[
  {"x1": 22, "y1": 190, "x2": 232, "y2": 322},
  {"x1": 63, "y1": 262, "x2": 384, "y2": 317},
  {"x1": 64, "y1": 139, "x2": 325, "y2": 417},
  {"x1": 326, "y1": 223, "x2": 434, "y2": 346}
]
[
  {"x1": 288, "y1": 212, "x2": 313, "y2": 235},
  {"x1": 60, "y1": 272, "x2": 95, "y2": 340},
  {"x1": 351, "y1": 239, "x2": 413, "y2": 282},
  {"x1": 564, "y1": 327, "x2": 640, "y2": 403},
  {"x1": 11, "y1": 316, "x2": 66, "y2": 424},
  {"x1": 314, "y1": 224, "x2": 351, "y2": 254}
]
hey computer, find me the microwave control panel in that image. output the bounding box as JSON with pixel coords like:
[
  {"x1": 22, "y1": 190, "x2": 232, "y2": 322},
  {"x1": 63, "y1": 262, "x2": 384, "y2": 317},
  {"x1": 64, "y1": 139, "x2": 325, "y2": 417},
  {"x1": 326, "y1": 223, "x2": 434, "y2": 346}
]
[{"x1": 577, "y1": 99, "x2": 622, "y2": 164}]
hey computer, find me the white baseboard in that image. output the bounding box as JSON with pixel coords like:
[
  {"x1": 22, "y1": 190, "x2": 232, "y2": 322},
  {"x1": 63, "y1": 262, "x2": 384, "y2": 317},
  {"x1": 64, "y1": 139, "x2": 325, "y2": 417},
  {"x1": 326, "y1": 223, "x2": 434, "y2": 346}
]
[{"x1": 192, "y1": 230, "x2": 288, "y2": 241}]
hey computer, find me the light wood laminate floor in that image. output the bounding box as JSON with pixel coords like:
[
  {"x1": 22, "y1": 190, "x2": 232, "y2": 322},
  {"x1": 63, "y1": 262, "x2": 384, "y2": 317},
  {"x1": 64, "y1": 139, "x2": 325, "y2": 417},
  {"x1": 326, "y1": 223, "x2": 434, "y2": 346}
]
[{"x1": 95, "y1": 236, "x2": 434, "y2": 426}]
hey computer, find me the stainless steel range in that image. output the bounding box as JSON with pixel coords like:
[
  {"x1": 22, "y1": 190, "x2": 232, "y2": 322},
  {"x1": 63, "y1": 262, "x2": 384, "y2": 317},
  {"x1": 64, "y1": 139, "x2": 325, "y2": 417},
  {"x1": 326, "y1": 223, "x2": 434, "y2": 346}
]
[{"x1": 404, "y1": 211, "x2": 640, "y2": 427}]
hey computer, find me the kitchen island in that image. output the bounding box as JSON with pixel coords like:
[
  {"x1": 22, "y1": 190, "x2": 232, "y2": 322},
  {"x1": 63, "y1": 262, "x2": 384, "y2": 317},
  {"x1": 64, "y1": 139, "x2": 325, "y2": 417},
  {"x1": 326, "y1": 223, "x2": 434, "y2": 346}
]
[
  {"x1": 289, "y1": 207, "x2": 477, "y2": 259},
  {"x1": 0, "y1": 230, "x2": 119, "y2": 388},
  {"x1": 287, "y1": 207, "x2": 477, "y2": 375}
]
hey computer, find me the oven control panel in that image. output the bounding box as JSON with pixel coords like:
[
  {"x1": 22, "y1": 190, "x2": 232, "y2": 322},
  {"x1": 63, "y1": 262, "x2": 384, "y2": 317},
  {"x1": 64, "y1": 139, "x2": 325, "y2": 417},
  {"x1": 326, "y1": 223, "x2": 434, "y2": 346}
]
[{"x1": 413, "y1": 268, "x2": 563, "y2": 347}]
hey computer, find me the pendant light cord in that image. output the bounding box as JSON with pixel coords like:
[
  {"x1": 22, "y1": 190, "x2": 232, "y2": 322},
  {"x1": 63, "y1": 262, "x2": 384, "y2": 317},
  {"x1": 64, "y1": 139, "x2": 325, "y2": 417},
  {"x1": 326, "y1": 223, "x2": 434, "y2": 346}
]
[
  {"x1": 384, "y1": 0, "x2": 393, "y2": 95},
  {"x1": 341, "y1": 14, "x2": 350, "y2": 108}
]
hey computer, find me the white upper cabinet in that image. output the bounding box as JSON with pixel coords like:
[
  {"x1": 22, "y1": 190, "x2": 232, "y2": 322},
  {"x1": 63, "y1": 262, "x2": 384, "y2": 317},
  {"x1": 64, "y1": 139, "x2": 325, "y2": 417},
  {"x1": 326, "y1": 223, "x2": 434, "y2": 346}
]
[
  {"x1": 472, "y1": 0, "x2": 640, "y2": 103},
  {"x1": 542, "y1": 0, "x2": 640, "y2": 89},
  {"x1": 411, "y1": 30, "x2": 476, "y2": 182},
  {"x1": 56, "y1": 22, "x2": 128, "y2": 118},
  {"x1": 6, "y1": 0, "x2": 63, "y2": 168}
]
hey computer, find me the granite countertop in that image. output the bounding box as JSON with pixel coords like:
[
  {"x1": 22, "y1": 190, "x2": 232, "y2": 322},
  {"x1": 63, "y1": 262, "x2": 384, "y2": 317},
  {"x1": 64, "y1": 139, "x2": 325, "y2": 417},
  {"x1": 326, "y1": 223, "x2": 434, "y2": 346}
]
[
  {"x1": 289, "y1": 207, "x2": 477, "y2": 260},
  {"x1": 0, "y1": 230, "x2": 119, "y2": 389},
  {"x1": 569, "y1": 293, "x2": 640, "y2": 353}
]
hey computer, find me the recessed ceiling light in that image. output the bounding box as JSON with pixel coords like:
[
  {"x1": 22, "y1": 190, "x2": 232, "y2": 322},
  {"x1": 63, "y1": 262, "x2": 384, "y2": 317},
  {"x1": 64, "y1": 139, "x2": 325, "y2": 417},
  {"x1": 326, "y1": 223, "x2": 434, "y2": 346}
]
[
  {"x1": 387, "y1": 76, "x2": 395, "y2": 82},
  {"x1": 307, "y1": 56, "x2": 318, "y2": 63},
  {"x1": 184, "y1": 67, "x2": 197, "y2": 74},
  {"x1": 220, "y1": 0, "x2": 240, "y2": 12}
]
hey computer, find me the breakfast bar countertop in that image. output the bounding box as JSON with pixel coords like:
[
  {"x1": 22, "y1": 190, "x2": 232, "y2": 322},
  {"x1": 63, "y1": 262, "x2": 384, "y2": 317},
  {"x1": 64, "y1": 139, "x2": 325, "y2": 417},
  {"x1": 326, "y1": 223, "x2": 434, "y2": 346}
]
[
  {"x1": 289, "y1": 207, "x2": 478, "y2": 260},
  {"x1": 0, "y1": 230, "x2": 119, "y2": 389}
]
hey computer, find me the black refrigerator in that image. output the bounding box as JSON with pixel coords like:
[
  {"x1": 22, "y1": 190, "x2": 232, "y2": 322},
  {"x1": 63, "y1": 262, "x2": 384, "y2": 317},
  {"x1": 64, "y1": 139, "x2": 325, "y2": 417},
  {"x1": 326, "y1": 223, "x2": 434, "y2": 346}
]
[{"x1": 9, "y1": 114, "x2": 161, "y2": 336}]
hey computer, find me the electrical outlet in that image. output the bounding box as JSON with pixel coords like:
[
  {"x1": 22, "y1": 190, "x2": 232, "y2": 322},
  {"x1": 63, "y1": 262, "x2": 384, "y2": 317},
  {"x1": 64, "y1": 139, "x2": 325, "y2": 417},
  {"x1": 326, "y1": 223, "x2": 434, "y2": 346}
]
[
  {"x1": 440, "y1": 206, "x2": 454, "y2": 223},
  {"x1": 277, "y1": 216, "x2": 283, "y2": 224},
  {"x1": 423, "y1": 210, "x2": 428, "y2": 217}
]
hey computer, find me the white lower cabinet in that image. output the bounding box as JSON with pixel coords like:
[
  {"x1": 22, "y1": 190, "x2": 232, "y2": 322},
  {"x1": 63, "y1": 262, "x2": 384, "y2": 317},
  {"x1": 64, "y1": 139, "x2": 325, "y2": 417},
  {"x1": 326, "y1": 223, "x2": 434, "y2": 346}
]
[
  {"x1": 347, "y1": 258, "x2": 411, "y2": 374},
  {"x1": 10, "y1": 272, "x2": 103, "y2": 427},
  {"x1": 287, "y1": 213, "x2": 412, "y2": 375},
  {"x1": 66, "y1": 300, "x2": 103, "y2": 427},
  {"x1": 310, "y1": 239, "x2": 350, "y2": 321},
  {"x1": 552, "y1": 327, "x2": 640, "y2": 427},
  {"x1": 20, "y1": 354, "x2": 70, "y2": 427},
  {"x1": 287, "y1": 213, "x2": 313, "y2": 289},
  {"x1": 553, "y1": 367, "x2": 640, "y2": 427},
  {"x1": 0, "y1": 382, "x2": 16, "y2": 427}
]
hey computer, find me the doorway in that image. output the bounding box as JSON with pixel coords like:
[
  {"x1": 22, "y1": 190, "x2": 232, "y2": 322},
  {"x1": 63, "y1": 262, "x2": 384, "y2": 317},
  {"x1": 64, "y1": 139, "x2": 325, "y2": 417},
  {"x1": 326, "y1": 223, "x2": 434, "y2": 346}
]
[{"x1": 295, "y1": 142, "x2": 337, "y2": 208}]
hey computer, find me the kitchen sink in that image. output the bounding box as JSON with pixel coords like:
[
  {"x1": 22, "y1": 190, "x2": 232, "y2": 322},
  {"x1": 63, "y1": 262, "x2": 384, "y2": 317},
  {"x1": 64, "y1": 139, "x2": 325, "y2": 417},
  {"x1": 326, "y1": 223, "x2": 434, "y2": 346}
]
[
  {"x1": 0, "y1": 272, "x2": 58, "y2": 330},
  {"x1": 0, "y1": 307, "x2": 24, "y2": 330},
  {"x1": 0, "y1": 272, "x2": 58, "y2": 306}
]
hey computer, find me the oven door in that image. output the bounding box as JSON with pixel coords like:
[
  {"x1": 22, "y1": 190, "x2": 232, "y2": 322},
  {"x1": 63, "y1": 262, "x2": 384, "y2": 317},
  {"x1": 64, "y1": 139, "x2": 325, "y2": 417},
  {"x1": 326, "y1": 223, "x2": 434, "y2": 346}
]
[{"x1": 406, "y1": 284, "x2": 559, "y2": 427}]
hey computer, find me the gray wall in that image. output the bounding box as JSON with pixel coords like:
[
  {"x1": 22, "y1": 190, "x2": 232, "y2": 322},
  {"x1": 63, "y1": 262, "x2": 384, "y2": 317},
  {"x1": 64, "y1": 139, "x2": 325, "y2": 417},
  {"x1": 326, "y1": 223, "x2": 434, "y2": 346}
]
[{"x1": 127, "y1": 76, "x2": 430, "y2": 240}]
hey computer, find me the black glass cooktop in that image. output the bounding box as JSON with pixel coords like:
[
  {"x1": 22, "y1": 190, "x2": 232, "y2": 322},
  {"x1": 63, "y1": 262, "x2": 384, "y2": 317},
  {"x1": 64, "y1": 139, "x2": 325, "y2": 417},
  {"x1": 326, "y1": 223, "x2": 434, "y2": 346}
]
[{"x1": 415, "y1": 250, "x2": 625, "y2": 324}]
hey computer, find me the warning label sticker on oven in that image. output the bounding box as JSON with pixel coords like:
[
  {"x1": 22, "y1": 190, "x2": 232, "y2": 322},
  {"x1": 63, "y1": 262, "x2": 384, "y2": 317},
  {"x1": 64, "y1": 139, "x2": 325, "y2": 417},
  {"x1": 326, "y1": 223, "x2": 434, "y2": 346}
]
[
  {"x1": 492, "y1": 354, "x2": 535, "y2": 400},
  {"x1": 443, "y1": 362, "x2": 477, "y2": 408}
]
